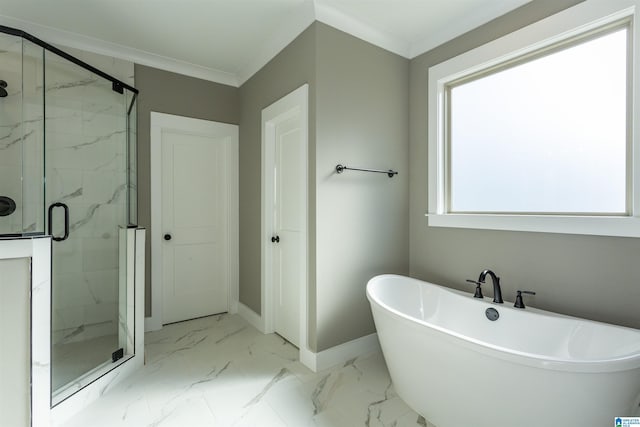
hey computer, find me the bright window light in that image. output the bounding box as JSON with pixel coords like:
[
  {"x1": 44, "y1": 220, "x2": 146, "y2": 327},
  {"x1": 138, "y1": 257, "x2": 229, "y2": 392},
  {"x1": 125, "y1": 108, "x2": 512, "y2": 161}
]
[{"x1": 448, "y1": 27, "x2": 628, "y2": 215}]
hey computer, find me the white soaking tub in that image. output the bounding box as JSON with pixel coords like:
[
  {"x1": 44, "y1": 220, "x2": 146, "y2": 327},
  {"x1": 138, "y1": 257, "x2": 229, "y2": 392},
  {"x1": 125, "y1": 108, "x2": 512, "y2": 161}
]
[{"x1": 367, "y1": 274, "x2": 640, "y2": 427}]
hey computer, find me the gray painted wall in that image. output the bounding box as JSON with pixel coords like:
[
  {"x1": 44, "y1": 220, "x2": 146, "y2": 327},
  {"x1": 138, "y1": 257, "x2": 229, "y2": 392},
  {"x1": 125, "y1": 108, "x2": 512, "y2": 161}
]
[
  {"x1": 238, "y1": 24, "x2": 317, "y2": 326},
  {"x1": 135, "y1": 64, "x2": 239, "y2": 315},
  {"x1": 238, "y1": 23, "x2": 409, "y2": 352},
  {"x1": 409, "y1": 0, "x2": 640, "y2": 330},
  {"x1": 315, "y1": 23, "x2": 409, "y2": 351}
]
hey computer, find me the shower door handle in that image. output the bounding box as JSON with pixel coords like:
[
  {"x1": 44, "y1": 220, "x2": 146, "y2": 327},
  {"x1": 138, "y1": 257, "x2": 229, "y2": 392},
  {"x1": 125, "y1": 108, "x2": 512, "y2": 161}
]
[{"x1": 48, "y1": 202, "x2": 70, "y2": 242}]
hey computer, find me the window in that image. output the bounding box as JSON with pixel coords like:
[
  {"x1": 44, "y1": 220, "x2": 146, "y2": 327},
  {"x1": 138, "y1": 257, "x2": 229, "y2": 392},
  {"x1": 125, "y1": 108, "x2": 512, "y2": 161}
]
[
  {"x1": 428, "y1": 0, "x2": 640, "y2": 237},
  {"x1": 449, "y1": 27, "x2": 628, "y2": 214}
]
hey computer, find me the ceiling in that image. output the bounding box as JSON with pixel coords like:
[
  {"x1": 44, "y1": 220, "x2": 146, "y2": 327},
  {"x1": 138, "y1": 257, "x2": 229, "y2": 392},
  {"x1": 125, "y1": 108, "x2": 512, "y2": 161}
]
[{"x1": 0, "y1": 0, "x2": 530, "y2": 87}]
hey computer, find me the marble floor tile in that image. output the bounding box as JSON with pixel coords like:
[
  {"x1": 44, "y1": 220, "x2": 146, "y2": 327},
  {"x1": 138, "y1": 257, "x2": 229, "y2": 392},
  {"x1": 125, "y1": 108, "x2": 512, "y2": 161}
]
[{"x1": 61, "y1": 314, "x2": 433, "y2": 427}]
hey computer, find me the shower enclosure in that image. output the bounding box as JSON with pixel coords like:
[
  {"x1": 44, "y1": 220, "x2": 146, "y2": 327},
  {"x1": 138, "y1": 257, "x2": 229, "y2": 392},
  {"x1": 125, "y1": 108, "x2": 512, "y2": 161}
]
[{"x1": 0, "y1": 25, "x2": 139, "y2": 403}]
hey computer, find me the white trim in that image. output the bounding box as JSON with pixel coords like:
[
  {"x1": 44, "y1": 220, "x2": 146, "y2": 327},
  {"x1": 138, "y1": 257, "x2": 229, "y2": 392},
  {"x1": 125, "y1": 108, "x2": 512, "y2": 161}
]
[
  {"x1": 427, "y1": 0, "x2": 640, "y2": 238},
  {"x1": 31, "y1": 238, "x2": 51, "y2": 427},
  {"x1": 314, "y1": 3, "x2": 410, "y2": 57},
  {"x1": 134, "y1": 229, "x2": 146, "y2": 356},
  {"x1": 237, "y1": 2, "x2": 315, "y2": 86},
  {"x1": 261, "y1": 84, "x2": 310, "y2": 364},
  {"x1": 237, "y1": 301, "x2": 380, "y2": 373},
  {"x1": 302, "y1": 333, "x2": 381, "y2": 373},
  {"x1": 315, "y1": 0, "x2": 533, "y2": 60},
  {"x1": 144, "y1": 313, "x2": 162, "y2": 333},
  {"x1": 237, "y1": 302, "x2": 265, "y2": 334},
  {"x1": 0, "y1": 15, "x2": 239, "y2": 87},
  {"x1": 427, "y1": 214, "x2": 640, "y2": 238},
  {"x1": 408, "y1": 0, "x2": 531, "y2": 58},
  {"x1": 147, "y1": 113, "x2": 164, "y2": 332},
  {"x1": 228, "y1": 131, "x2": 240, "y2": 315},
  {"x1": 0, "y1": 2, "x2": 533, "y2": 86},
  {"x1": 298, "y1": 347, "x2": 317, "y2": 372},
  {"x1": 148, "y1": 112, "x2": 239, "y2": 332}
]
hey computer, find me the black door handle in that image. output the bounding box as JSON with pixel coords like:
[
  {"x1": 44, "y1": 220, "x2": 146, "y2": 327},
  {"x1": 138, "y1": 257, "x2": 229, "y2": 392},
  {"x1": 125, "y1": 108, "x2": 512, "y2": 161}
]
[
  {"x1": 271, "y1": 235, "x2": 280, "y2": 243},
  {"x1": 48, "y1": 202, "x2": 69, "y2": 242},
  {"x1": 164, "y1": 234, "x2": 172, "y2": 241}
]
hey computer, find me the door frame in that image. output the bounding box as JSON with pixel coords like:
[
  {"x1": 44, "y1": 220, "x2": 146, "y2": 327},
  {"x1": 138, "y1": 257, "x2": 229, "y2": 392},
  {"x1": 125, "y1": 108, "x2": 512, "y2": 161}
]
[
  {"x1": 146, "y1": 112, "x2": 239, "y2": 331},
  {"x1": 261, "y1": 84, "x2": 310, "y2": 360}
]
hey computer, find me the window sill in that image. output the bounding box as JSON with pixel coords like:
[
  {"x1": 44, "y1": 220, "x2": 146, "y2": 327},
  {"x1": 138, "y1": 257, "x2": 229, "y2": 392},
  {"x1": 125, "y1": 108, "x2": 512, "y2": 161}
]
[{"x1": 426, "y1": 213, "x2": 640, "y2": 238}]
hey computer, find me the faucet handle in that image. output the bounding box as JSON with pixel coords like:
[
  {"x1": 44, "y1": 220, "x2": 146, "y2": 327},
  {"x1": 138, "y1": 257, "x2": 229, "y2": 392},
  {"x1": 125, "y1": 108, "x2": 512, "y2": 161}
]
[
  {"x1": 466, "y1": 279, "x2": 484, "y2": 299},
  {"x1": 514, "y1": 290, "x2": 536, "y2": 309}
]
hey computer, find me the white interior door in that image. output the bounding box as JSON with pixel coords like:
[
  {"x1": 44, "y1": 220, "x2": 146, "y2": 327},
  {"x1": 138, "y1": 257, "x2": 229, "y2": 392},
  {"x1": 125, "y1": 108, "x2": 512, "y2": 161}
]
[
  {"x1": 272, "y1": 113, "x2": 304, "y2": 346},
  {"x1": 160, "y1": 120, "x2": 237, "y2": 324},
  {"x1": 262, "y1": 85, "x2": 308, "y2": 349}
]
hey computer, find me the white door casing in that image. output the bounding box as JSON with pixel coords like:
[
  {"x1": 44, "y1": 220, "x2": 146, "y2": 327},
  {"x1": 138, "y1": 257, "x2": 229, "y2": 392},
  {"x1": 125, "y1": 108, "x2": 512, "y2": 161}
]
[
  {"x1": 261, "y1": 84, "x2": 310, "y2": 356},
  {"x1": 148, "y1": 113, "x2": 238, "y2": 330}
]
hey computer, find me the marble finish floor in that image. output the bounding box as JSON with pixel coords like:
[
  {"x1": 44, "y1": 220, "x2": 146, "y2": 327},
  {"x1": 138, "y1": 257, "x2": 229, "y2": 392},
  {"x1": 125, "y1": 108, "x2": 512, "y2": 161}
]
[{"x1": 62, "y1": 314, "x2": 434, "y2": 427}]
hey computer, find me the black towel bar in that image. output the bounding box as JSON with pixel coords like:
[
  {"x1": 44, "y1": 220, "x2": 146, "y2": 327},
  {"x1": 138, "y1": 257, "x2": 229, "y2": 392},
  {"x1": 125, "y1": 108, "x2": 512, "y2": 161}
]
[{"x1": 335, "y1": 164, "x2": 398, "y2": 178}]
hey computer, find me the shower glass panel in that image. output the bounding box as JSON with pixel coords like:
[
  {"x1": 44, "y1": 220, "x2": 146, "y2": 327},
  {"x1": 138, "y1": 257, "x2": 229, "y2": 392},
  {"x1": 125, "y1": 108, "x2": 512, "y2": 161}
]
[
  {"x1": 0, "y1": 34, "x2": 44, "y2": 236},
  {"x1": 22, "y1": 39, "x2": 45, "y2": 235},
  {"x1": 0, "y1": 24, "x2": 138, "y2": 403},
  {"x1": 44, "y1": 49, "x2": 136, "y2": 393}
]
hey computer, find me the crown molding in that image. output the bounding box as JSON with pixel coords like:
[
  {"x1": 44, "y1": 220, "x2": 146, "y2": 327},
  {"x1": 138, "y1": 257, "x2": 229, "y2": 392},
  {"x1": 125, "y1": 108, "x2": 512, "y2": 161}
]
[
  {"x1": 0, "y1": 0, "x2": 532, "y2": 86},
  {"x1": 408, "y1": 0, "x2": 532, "y2": 58},
  {"x1": 0, "y1": 15, "x2": 239, "y2": 87},
  {"x1": 313, "y1": 2, "x2": 411, "y2": 58},
  {"x1": 237, "y1": 1, "x2": 316, "y2": 86}
]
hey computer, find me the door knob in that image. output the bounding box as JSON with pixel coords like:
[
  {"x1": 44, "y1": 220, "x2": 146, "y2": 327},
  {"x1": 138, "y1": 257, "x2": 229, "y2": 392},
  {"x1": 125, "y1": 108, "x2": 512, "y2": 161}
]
[
  {"x1": 271, "y1": 235, "x2": 280, "y2": 243},
  {"x1": 164, "y1": 233, "x2": 172, "y2": 241}
]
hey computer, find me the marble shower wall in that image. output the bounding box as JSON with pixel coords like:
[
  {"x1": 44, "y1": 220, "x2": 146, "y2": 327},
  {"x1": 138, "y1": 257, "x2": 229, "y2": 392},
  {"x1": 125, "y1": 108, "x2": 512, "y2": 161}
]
[
  {"x1": 0, "y1": 36, "x2": 25, "y2": 235},
  {"x1": 43, "y1": 46, "x2": 135, "y2": 345},
  {"x1": 0, "y1": 35, "x2": 45, "y2": 236}
]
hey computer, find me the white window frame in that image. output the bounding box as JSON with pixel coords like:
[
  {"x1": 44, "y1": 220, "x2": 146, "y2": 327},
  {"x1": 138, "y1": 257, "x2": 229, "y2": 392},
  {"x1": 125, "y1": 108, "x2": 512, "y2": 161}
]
[{"x1": 427, "y1": 0, "x2": 640, "y2": 238}]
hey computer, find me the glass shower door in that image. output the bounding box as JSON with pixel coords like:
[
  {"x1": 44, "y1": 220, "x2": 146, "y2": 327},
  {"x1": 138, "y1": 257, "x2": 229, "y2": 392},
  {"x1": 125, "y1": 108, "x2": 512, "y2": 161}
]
[{"x1": 45, "y1": 49, "x2": 132, "y2": 393}]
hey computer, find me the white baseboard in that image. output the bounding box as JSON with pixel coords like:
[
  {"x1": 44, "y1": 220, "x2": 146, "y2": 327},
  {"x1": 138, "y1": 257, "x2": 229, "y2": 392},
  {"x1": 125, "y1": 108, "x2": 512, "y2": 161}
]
[
  {"x1": 144, "y1": 315, "x2": 162, "y2": 332},
  {"x1": 236, "y1": 303, "x2": 380, "y2": 373},
  {"x1": 237, "y1": 302, "x2": 265, "y2": 333},
  {"x1": 299, "y1": 347, "x2": 318, "y2": 371},
  {"x1": 302, "y1": 333, "x2": 381, "y2": 372},
  {"x1": 229, "y1": 300, "x2": 238, "y2": 314}
]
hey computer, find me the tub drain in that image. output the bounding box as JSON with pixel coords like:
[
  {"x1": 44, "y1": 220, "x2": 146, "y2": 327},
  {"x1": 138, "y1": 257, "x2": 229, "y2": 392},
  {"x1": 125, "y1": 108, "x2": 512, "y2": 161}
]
[{"x1": 485, "y1": 307, "x2": 499, "y2": 321}]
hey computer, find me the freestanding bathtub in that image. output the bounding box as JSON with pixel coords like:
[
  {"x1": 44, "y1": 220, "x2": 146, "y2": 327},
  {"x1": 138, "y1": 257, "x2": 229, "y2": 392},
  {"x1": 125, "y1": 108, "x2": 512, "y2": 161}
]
[{"x1": 367, "y1": 274, "x2": 640, "y2": 427}]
